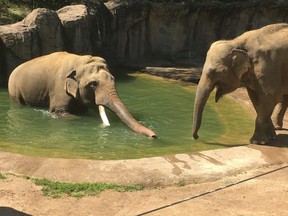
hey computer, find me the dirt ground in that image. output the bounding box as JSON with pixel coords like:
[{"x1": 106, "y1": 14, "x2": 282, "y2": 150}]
[{"x1": 0, "y1": 87, "x2": 288, "y2": 216}]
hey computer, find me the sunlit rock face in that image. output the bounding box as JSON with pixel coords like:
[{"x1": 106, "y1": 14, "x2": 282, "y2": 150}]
[
  {"x1": 0, "y1": 8, "x2": 64, "y2": 85},
  {"x1": 1, "y1": 0, "x2": 288, "y2": 86},
  {"x1": 57, "y1": 3, "x2": 111, "y2": 56}
]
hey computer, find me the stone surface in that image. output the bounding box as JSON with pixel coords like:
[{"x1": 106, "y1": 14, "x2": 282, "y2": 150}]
[
  {"x1": 1, "y1": 1, "x2": 288, "y2": 85},
  {"x1": 57, "y1": 3, "x2": 111, "y2": 56},
  {"x1": 22, "y1": 8, "x2": 64, "y2": 55},
  {"x1": 140, "y1": 66, "x2": 202, "y2": 83},
  {"x1": 57, "y1": 5, "x2": 92, "y2": 55},
  {"x1": 0, "y1": 8, "x2": 65, "y2": 84},
  {"x1": 0, "y1": 144, "x2": 287, "y2": 186},
  {"x1": 0, "y1": 22, "x2": 40, "y2": 81}
]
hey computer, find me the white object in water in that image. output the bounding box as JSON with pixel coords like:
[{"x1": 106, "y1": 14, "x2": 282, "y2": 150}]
[{"x1": 98, "y1": 105, "x2": 110, "y2": 127}]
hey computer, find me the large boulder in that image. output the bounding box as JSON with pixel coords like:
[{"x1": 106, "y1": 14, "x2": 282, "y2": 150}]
[
  {"x1": 106, "y1": 1, "x2": 151, "y2": 67},
  {"x1": 57, "y1": 5, "x2": 92, "y2": 55},
  {"x1": 22, "y1": 8, "x2": 64, "y2": 55},
  {"x1": 57, "y1": 2, "x2": 112, "y2": 58},
  {"x1": 0, "y1": 22, "x2": 40, "y2": 76},
  {"x1": 0, "y1": 8, "x2": 65, "y2": 78}
]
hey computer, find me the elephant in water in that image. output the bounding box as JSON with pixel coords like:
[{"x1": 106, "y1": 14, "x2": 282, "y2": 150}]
[
  {"x1": 192, "y1": 23, "x2": 288, "y2": 144},
  {"x1": 8, "y1": 52, "x2": 156, "y2": 138}
]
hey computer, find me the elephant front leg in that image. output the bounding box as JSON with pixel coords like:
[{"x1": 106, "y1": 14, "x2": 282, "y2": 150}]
[
  {"x1": 50, "y1": 108, "x2": 80, "y2": 119},
  {"x1": 267, "y1": 119, "x2": 276, "y2": 140},
  {"x1": 250, "y1": 99, "x2": 277, "y2": 145},
  {"x1": 49, "y1": 96, "x2": 81, "y2": 119},
  {"x1": 246, "y1": 88, "x2": 277, "y2": 144}
]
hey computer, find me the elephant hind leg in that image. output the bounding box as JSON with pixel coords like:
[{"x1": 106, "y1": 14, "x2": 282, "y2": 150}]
[
  {"x1": 271, "y1": 96, "x2": 288, "y2": 130},
  {"x1": 272, "y1": 103, "x2": 286, "y2": 129}
]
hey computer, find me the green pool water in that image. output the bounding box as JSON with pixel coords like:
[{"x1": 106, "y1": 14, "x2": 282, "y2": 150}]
[{"x1": 0, "y1": 73, "x2": 254, "y2": 160}]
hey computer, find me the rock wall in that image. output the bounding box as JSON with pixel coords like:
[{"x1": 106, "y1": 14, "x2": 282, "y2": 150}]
[
  {"x1": 107, "y1": 1, "x2": 288, "y2": 67},
  {"x1": 0, "y1": 1, "x2": 111, "y2": 87},
  {"x1": 1, "y1": 0, "x2": 288, "y2": 86}
]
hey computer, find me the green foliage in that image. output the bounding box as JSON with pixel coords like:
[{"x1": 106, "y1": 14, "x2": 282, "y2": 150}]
[
  {"x1": 0, "y1": 0, "x2": 105, "y2": 25},
  {"x1": 8, "y1": 0, "x2": 103, "y2": 10},
  {"x1": 0, "y1": 0, "x2": 31, "y2": 24},
  {"x1": 178, "y1": 180, "x2": 186, "y2": 187},
  {"x1": 33, "y1": 178, "x2": 144, "y2": 198},
  {"x1": 0, "y1": 173, "x2": 6, "y2": 179}
]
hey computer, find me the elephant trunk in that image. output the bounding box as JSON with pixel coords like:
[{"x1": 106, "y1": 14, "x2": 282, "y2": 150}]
[
  {"x1": 103, "y1": 92, "x2": 156, "y2": 138},
  {"x1": 192, "y1": 76, "x2": 214, "y2": 139}
]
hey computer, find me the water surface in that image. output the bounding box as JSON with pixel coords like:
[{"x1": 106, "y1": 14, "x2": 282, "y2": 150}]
[{"x1": 0, "y1": 74, "x2": 254, "y2": 159}]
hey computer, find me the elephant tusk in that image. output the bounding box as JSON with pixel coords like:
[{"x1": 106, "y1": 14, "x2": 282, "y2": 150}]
[{"x1": 98, "y1": 105, "x2": 110, "y2": 127}]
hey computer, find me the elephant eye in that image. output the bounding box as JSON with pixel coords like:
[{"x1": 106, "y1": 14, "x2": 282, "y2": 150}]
[{"x1": 89, "y1": 80, "x2": 99, "y2": 88}]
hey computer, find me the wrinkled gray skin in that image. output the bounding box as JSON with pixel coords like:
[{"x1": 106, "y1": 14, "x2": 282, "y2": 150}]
[
  {"x1": 272, "y1": 96, "x2": 288, "y2": 130},
  {"x1": 192, "y1": 23, "x2": 288, "y2": 144},
  {"x1": 8, "y1": 52, "x2": 156, "y2": 138}
]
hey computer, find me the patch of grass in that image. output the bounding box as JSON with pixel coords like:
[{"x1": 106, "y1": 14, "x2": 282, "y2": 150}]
[
  {"x1": 0, "y1": 1, "x2": 31, "y2": 25},
  {"x1": 178, "y1": 180, "x2": 186, "y2": 187},
  {"x1": 7, "y1": 6, "x2": 30, "y2": 20},
  {"x1": 33, "y1": 178, "x2": 145, "y2": 198},
  {"x1": 0, "y1": 173, "x2": 6, "y2": 179}
]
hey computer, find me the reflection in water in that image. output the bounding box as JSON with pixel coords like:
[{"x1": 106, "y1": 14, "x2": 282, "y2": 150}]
[{"x1": 0, "y1": 74, "x2": 254, "y2": 159}]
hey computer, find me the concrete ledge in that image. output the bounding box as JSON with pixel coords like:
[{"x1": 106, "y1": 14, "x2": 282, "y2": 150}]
[{"x1": 0, "y1": 145, "x2": 287, "y2": 186}]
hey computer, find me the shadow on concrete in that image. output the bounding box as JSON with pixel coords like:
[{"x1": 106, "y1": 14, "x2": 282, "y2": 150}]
[
  {"x1": 205, "y1": 132, "x2": 288, "y2": 148},
  {"x1": 270, "y1": 133, "x2": 288, "y2": 147},
  {"x1": 0, "y1": 207, "x2": 32, "y2": 216},
  {"x1": 204, "y1": 142, "x2": 247, "y2": 148}
]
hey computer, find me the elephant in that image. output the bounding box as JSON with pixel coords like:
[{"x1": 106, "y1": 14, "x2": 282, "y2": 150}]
[
  {"x1": 192, "y1": 23, "x2": 288, "y2": 145},
  {"x1": 271, "y1": 96, "x2": 288, "y2": 130},
  {"x1": 8, "y1": 52, "x2": 156, "y2": 138}
]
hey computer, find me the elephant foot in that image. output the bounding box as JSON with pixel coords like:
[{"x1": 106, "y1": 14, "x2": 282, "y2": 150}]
[
  {"x1": 249, "y1": 134, "x2": 269, "y2": 145},
  {"x1": 249, "y1": 139, "x2": 268, "y2": 145},
  {"x1": 267, "y1": 129, "x2": 276, "y2": 140}
]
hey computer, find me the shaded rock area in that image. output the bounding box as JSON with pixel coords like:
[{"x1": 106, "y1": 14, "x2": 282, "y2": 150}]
[
  {"x1": 57, "y1": 3, "x2": 112, "y2": 56},
  {"x1": 1, "y1": 0, "x2": 288, "y2": 86},
  {"x1": 140, "y1": 67, "x2": 202, "y2": 83}
]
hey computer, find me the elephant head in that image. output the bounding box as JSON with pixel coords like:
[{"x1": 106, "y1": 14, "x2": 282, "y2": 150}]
[
  {"x1": 65, "y1": 57, "x2": 156, "y2": 138},
  {"x1": 192, "y1": 41, "x2": 250, "y2": 139}
]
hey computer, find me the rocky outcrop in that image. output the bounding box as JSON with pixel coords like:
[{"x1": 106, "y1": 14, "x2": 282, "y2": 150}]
[
  {"x1": 1, "y1": 0, "x2": 288, "y2": 86},
  {"x1": 0, "y1": 8, "x2": 64, "y2": 80},
  {"x1": 0, "y1": 2, "x2": 110, "y2": 86},
  {"x1": 57, "y1": 3, "x2": 111, "y2": 56},
  {"x1": 57, "y1": 5, "x2": 92, "y2": 55}
]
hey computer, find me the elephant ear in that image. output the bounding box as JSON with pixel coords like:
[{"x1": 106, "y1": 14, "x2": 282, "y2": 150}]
[
  {"x1": 230, "y1": 49, "x2": 250, "y2": 80},
  {"x1": 65, "y1": 70, "x2": 79, "y2": 98}
]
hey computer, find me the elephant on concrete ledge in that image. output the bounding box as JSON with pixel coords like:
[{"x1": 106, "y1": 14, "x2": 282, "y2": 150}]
[
  {"x1": 192, "y1": 23, "x2": 288, "y2": 145},
  {"x1": 8, "y1": 52, "x2": 156, "y2": 138}
]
